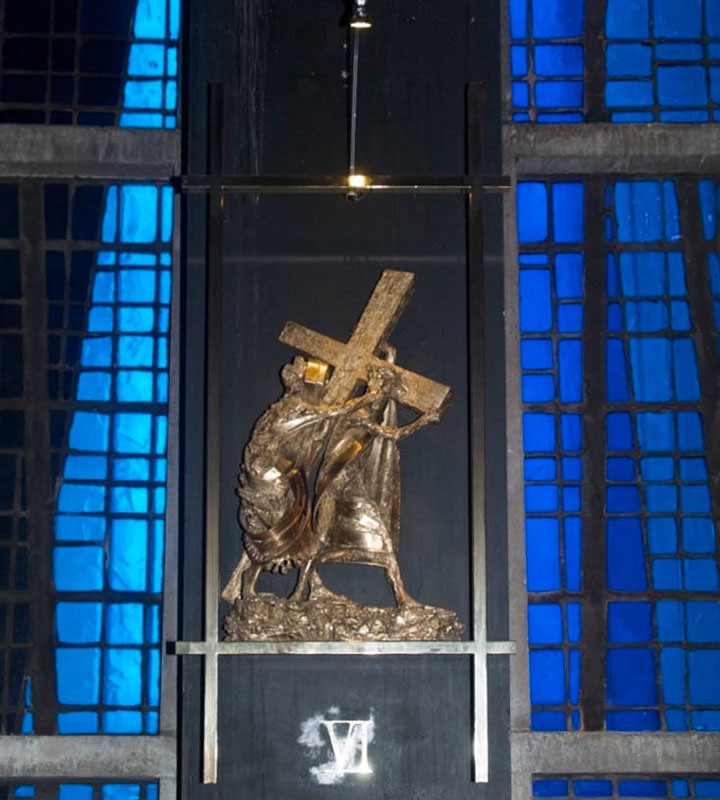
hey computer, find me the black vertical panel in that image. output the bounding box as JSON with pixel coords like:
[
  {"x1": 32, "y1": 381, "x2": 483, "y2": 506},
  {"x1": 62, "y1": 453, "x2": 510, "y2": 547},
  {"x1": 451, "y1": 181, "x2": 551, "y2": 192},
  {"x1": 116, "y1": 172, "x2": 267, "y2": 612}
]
[
  {"x1": 580, "y1": 178, "x2": 607, "y2": 730},
  {"x1": 19, "y1": 181, "x2": 56, "y2": 733},
  {"x1": 584, "y1": 0, "x2": 609, "y2": 122},
  {"x1": 181, "y1": 0, "x2": 507, "y2": 796}
]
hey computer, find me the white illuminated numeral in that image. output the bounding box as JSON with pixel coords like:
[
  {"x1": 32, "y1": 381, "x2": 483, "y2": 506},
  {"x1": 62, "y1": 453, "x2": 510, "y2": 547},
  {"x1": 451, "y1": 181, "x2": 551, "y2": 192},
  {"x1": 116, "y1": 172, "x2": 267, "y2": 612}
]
[{"x1": 320, "y1": 720, "x2": 373, "y2": 775}]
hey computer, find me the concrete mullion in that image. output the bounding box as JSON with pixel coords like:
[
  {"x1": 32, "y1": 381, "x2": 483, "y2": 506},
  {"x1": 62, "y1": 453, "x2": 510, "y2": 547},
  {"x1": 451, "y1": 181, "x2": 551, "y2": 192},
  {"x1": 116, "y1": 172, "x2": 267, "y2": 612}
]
[
  {"x1": 0, "y1": 127, "x2": 180, "y2": 180},
  {"x1": 0, "y1": 735, "x2": 176, "y2": 778},
  {"x1": 504, "y1": 123, "x2": 720, "y2": 174},
  {"x1": 512, "y1": 731, "x2": 720, "y2": 774}
]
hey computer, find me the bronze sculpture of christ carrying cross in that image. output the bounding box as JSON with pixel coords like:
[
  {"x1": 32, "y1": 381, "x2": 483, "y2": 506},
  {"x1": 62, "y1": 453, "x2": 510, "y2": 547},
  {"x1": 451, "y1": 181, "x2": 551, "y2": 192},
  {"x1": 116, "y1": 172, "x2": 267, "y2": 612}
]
[{"x1": 223, "y1": 269, "x2": 463, "y2": 642}]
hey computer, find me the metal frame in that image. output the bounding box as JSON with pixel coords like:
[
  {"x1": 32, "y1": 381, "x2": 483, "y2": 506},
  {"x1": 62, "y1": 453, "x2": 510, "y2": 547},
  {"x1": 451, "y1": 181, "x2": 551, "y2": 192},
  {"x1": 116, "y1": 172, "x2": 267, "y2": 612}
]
[{"x1": 173, "y1": 82, "x2": 516, "y2": 786}]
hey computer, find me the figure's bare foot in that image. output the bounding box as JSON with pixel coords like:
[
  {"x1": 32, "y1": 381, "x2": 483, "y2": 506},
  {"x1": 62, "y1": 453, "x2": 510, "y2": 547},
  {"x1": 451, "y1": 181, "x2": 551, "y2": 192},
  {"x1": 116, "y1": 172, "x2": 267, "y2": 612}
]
[
  {"x1": 395, "y1": 593, "x2": 422, "y2": 609},
  {"x1": 310, "y1": 575, "x2": 349, "y2": 603}
]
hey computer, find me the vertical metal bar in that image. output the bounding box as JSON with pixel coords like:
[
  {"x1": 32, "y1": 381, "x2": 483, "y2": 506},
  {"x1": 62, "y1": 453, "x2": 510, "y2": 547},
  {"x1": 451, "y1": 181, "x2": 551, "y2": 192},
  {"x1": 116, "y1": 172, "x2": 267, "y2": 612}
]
[
  {"x1": 202, "y1": 83, "x2": 225, "y2": 784},
  {"x1": 160, "y1": 193, "x2": 182, "y2": 736},
  {"x1": 349, "y1": 30, "x2": 361, "y2": 173},
  {"x1": 580, "y1": 178, "x2": 608, "y2": 730},
  {"x1": 467, "y1": 81, "x2": 489, "y2": 783},
  {"x1": 584, "y1": 0, "x2": 609, "y2": 122},
  {"x1": 503, "y1": 173, "x2": 531, "y2": 735},
  {"x1": 19, "y1": 179, "x2": 57, "y2": 733}
]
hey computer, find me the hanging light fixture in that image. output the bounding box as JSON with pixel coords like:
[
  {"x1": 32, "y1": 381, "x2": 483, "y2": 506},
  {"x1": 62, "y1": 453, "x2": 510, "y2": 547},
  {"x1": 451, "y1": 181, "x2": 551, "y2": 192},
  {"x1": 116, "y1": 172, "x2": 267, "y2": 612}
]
[
  {"x1": 349, "y1": 0, "x2": 373, "y2": 30},
  {"x1": 347, "y1": 1, "x2": 372, "y2": 198}
]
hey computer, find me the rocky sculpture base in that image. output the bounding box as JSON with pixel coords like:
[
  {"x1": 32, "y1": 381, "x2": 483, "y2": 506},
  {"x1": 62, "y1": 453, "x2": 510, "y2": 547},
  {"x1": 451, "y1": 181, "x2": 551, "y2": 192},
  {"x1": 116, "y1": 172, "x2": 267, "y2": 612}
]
[{"x1": 224, "y1": 591, "x2": 465, "y2": 642}]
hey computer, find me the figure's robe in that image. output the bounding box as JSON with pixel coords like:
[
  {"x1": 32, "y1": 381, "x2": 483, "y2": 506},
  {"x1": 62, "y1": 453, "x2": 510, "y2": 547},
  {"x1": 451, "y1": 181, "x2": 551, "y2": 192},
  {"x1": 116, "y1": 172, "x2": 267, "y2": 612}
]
[
  {"x1": 313, "y1": 397, "x2": 401, "y2": 558},
  {"x1": 238, "y1": 403, "x2": 330, "y2": 570}
]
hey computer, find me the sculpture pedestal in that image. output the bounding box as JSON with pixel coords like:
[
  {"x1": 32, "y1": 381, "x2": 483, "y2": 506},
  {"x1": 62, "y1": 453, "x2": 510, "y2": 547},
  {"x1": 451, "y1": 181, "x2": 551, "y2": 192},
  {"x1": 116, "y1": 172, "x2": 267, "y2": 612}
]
[{"x1": 224, "y1": 592, "x2": 465, "y2": 642}]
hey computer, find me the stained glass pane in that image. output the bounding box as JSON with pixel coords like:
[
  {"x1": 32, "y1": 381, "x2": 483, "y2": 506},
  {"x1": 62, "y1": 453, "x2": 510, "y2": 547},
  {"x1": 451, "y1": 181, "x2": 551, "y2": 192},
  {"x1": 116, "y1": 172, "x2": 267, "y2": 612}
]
[
  {"x1": 532, "y1": 776, "x2": 720, "y2": 798},
  {"x1": 518, "y1": 177, "x2": 720, "y2": 734},
  {"x1": 51, "y1": 180, "x2": 172, "y2": 733},
  {"x1": 509, "y1": 0, "x2": 720, "y2": 122},
  {"x1": 0, "y1": 0, "x2": 179, "y2": 126}
]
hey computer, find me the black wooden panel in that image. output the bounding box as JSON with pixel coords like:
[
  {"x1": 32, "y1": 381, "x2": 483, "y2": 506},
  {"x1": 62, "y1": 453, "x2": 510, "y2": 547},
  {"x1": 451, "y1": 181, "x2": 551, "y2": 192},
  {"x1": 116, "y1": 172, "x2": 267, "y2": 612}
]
[{"x1": 180, "y1": 0, "x2": 508, "y2": 795}]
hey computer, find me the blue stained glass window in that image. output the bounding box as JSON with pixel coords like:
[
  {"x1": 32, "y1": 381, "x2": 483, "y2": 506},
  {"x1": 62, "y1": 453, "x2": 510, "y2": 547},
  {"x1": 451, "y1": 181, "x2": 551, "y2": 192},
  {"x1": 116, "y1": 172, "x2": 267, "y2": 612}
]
[
  {"x1": 530, "y1": 649, "x2": 566, "y2": 704},
  {"x1": 59, "y1": 787, "x2": 94, "y2": 800},
  {"x1": 533, "y1": 778, "x2": 569, "y2": 797},
  {"x1": 564, "y1": 517, "x2": 582, "y2": 591},
  {"x1": 532, "y1": 777, "x2": 720, "y2": 798},
  {"x1": 509, "y1": 0, "x2": 720, "y2": 122},
  {"x1": 528, "y1": 604, "x2": 564, "y2": 644},
  {"x1": 104, "y1": 649, "x2": 143, "y2": 706},
  {"x1": 510, "y1": 0, "x2": 584, "y2": 119},
  {"x1": 109, "y1": 520, "x2": 148, "y2": 591},
  {"x1": 0, "y1": 0, "x2": 180, "y2": 127},
  {"x1": 657, "y1": 600, "x2": 685, "y2": 641},
  {"x1": 57, "y1": 603, "x2": 103, "y2": 644},
  {"x1": 607, "y1": 648, "x2": 658, "y2": 706},
  {"x1": 128, "y1": 44, "x2": 166, "y2": 77},
  {"x1": 103, "y1": 710, "x2": 144, "y2": 733},
  {"x1": 526, "y1": 518, "x2": 562, "y2": 590},
  {"x1": 54, "y1": 547, "x2": 104, "y2": 591},
  {"x1": 517, "y1": 183, "x2": 549, "y2": 243},
  {"x1": 119, "y1": 0, "x2": 180, "y2": 129},
  {"x1": 598, "y1": 179, "x2": 720, "y2": 729},
  {"x1": 103, "y1": 786, "x2": 141, "y2": 800},
  {"x1": 575, "y1": 779, "x2": 614, "y2": 796},
  {"x1": 56, "y1": 648, "x2": 101, "y2": 704},
  {"x1": 559, "y1": 301, "x2": 583, "y2": 332},
  {"x1": 519, "y1": 181, "x2": 585, "y2": 729},
  {"x1": 518, "y1": 177, "x2": 720, "y2": 735},
  {"x1": 608, "y1": 602, "x2": 653, "y2": 642},
  {"x1": 106, "y1": 604, "x2": 145, "y2": 645},
  {"x1": 53, "y1": 181, "x2": 172, "y2": 735}
]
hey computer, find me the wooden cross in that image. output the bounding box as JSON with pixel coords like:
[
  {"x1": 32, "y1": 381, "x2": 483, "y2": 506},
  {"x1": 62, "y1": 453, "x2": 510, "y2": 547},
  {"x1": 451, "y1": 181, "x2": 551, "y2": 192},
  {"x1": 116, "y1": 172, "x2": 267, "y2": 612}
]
[{"x1": 279, "y1": 269, "x2": 452, "y2": 415}]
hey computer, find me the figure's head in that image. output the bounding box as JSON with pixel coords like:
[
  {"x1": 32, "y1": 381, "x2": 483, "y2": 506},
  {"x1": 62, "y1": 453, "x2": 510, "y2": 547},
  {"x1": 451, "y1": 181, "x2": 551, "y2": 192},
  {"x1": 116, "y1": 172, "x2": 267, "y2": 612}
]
[
  {"x1": 280, "y1": 357, "x2": 306, "y2": 393},
  {"x1": 367, "y1": 364, "x2": 404, "y2": 396}
]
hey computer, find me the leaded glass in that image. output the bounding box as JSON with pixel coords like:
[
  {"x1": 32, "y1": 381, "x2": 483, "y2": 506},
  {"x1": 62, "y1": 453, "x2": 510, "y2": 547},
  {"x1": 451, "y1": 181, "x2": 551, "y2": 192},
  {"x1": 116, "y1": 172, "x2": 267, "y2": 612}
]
[
  {"x1": 51, "y1": 183, "x2": 171, "y2": 734},
  {"x1": 518, "y1": 178, "x2": 720, "y2": 732},
  {"x1": 0, "y1": 0, "x2": 179, "y2": 126},
  {"x1": 509, "y1": 0, "x2": 720, "y2": 122},
  {"x1": 533, "y1": 776, "x2": 720, "y2": 798}
]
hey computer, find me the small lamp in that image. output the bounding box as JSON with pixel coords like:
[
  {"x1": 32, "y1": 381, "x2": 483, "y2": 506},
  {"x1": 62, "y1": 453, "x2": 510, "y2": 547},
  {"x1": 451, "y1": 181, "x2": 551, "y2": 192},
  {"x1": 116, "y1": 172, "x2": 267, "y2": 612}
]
[{"x1": 349, "y1": 0, "x2": 372, "y2": 29}]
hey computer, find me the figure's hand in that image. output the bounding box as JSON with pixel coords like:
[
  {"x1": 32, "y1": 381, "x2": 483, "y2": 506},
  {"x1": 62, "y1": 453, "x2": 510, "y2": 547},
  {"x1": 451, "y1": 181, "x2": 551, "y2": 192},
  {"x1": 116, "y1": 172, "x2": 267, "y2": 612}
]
[{"x1": 382, "y1": 344, "x2": 397, "y2": 364}]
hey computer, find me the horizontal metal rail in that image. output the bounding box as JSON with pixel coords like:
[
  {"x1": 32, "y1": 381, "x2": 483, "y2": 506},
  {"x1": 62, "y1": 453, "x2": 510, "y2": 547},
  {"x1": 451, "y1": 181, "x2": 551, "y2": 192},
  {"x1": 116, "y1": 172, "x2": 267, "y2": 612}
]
[
  {"x1": 178, "y1": 174, "x2": 511, "y2": 194},
  {"x1": 174, "y1": 639, "x2": 516, "y2": 656}
]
